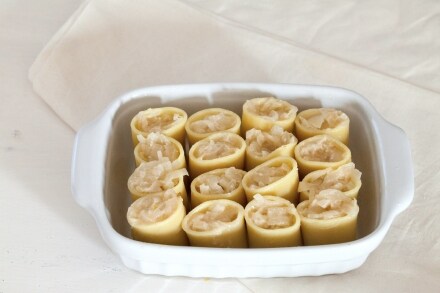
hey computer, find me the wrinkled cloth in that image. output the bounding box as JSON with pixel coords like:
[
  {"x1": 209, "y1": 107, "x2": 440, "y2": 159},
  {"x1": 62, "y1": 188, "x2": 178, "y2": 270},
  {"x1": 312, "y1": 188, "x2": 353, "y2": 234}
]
[
  {"x1": 185, "y1": 0, "x2": 440, "y2": 93},
  {"x1": 29, "y1": 0, "x2": 440, "y2": 131},
  {"x1": 29, "y1": 0, "x2": 440, "y2": 290}
]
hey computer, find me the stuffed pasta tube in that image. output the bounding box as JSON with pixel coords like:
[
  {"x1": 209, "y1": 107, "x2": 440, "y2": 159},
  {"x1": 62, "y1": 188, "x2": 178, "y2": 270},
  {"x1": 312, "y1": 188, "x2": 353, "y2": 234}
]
[
  {"x1": 294, "y1": 108, "x2": 350, "y2": 144},
  {"x1": 127, "y1": 189, "x2": 188, "y2": 246},
  {"x1": 134, "y1": 133, "x2": 186, "y2": 169},
  {"x1": 298, "y1": 162, "x2": 362, "y2": 202},
  {"x1": 182, "y1": 199, "x2": 247, "y2": 248},
  {"x1": 127, "y1": 157, "x2": 189, "y2": 209},
  {"x1": 245, "y1": 194, "x2": 302, "y2": 248},
  {"x1": 242, "y1": 156, "x2": 299, "y2": 204},
  {"x1": 190, "y1": 167, "x2": 247, "y2": 208},
  {"x1": 294, "y1": 134, "x2": 351, "y2": 177},
  {"x1": 185, "y1": 108, "x2": 241, "y2": 145},
  {"x1": 245, "y1": 125, "x2": 297, "y2": 170},
  {"x1": 297, "y1": 189, "x2": 359, "y2": 245},
  {"x1": 241, "y1": 97, "x2": 298, "y2": 134},
  {"x1": 188, "y1": 132, "x2": 246, "y2": 179},
  {"x1": 130, "y1": 107, "x2": 187, "y2": 146}
]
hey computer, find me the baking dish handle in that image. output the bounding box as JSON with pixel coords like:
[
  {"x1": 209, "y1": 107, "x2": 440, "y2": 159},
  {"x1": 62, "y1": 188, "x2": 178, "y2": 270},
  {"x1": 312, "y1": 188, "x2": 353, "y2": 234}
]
[
  {"x1": 376, "y1": 118, "x2": 414, "y2": 217},
  {"x1": 71, "y1": 120, "x2": 107, "y2": 210}
]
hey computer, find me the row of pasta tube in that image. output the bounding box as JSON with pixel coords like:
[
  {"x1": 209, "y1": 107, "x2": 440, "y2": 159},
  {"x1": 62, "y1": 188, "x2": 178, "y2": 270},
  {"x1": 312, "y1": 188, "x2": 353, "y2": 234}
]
[{"x1": 128, "y1": 162, "x2": 360, "y2": 248}]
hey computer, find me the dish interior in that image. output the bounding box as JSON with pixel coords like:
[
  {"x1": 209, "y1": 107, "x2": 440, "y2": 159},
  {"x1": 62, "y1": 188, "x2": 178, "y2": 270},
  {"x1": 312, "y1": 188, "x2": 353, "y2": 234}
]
[{"x1": 104, "y1": 86, "x2": 380, "y2": 242}]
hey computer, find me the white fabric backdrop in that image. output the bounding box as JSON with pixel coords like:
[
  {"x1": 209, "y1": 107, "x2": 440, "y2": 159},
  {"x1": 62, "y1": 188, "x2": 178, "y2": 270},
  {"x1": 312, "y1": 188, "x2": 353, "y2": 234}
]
[{"x1": 2, "y1": 0, "x2": 439, "y2": 291}]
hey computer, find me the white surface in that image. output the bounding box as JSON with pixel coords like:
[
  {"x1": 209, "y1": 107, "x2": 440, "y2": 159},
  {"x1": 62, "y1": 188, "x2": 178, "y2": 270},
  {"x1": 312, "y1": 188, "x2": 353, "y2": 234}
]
[
  {"x1": 1, "y1": 0, "x2": 440, "y2": 292},
  {"x1": 185, "y1": 0, "x2": 440, "y2": 93},
  {"x1": 72, "y1": 83, "x2": 413, "y2": 277}
]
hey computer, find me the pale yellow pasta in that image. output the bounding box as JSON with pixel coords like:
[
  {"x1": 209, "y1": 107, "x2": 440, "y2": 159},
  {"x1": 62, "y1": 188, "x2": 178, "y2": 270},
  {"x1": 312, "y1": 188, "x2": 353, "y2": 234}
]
[
  {"x1": 127, "y1": 158, "x2": 189, "y2": 209},
  {"x1": 133, "y1": 133, "x2": 186, "y2": 169},
  {"x1": 295, "y1": 108, "x2": 350, "y2": 144},
  {"x1": 241, "y1": 97, "x2": 298, "y2": 134},
  {"x1": 185, "y1": 108, "x2": 241, "y2": 145},
  {"x1": 181, "y1": 199, "x2": 247, "y2": 248},
  {"x1": 245, "y1": 125, "x2": 298, "y2": 170},
  {"x1": 242, "y1": 156, "x2": 299, "y2": 204},
  {"x1": 294, "y1": 134, "x2": 351, "y2": 177},
  {"x1": 298, "y1": 162, "x2": 362, "y2": 202},
  {"x1": 130, "y1": 107, "x2": 187, "y2": 146},
  {"x1": 297, "y1": 189, "x2": 359, "y2": 245},
  {"x1": 127, "y1": 189, "x2": 188, "y2": 246},
  {"x1": 245, "y1": 194, "x2": 302, "y2": 248},
  {"x1": 188, "y1": 132, "x2": 246, "y2": 179}
]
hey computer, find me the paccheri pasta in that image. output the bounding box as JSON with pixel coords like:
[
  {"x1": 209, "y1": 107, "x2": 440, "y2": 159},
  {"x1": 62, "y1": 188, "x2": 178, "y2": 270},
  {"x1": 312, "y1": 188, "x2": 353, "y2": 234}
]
[
  {"x1": 127, "y1": 100, "x2": 362, "y2": 248},
  {"x1": 191, "y1": 167, "x2": 247, "y2": 207},
  {"x1": 185, "y1": 108, "x2": 241, "y2": 145},
  {"x1": 188, "y1": 132, "x2": 246, "y2": 179},
  {"x1": 245, "y1": 125, "x2": 298, "y2": 170},
  {"x1": 241, "y1": 97, "x2": 298, "y2": 134},
  {"x1": 295, "y1": 108, "x2": 350, "y2": 144},
  {"x1": 181, "y1": 199, "x2": 247, "y2": 248},
  {"x1": 127, "y1": 189, "x2": 188, "y2": 246},
  {"x1": 130, "y1": 107, "x2": 187, "y2": 146},
  {"x1": 134, "y1": 133, "x2": 186, "y2": 169},
  {"x1": 245, "y1": 194, "x2": 302, "y2": 248},
  {"x1": 242, "y1": 156, "x2": 299, "y2": 204},
  {"x1": 297, "y1": 189, "x2": 359, "y2": 245},
  {"x1": 127, "y1": 157, "x2": 189, "y2": 209},
  {"x1": 298, "y1": 163, "x2": 362, "y2": 202},
  {"x1": 294, "y1": 134, "x2": 351, "y2": 177}
]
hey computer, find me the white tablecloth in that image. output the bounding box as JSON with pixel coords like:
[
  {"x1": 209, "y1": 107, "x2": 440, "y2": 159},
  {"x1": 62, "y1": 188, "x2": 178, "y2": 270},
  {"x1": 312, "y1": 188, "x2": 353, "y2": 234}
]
[{"x1": 1, "y1": 0, "x2": 439, "y2": 291}]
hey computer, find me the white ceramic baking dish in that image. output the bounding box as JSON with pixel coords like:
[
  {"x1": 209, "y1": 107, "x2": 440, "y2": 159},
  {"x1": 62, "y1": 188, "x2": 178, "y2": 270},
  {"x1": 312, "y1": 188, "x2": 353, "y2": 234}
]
[{"x1": 71, "y1": 83, "x2": 413, "y2": 278}]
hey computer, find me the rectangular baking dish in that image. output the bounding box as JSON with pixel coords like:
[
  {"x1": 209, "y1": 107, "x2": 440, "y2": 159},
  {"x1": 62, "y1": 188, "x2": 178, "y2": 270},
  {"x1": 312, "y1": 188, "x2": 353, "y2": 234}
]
[{"x1": 71, "y1": 83, "x2": 413, "y2": 278}]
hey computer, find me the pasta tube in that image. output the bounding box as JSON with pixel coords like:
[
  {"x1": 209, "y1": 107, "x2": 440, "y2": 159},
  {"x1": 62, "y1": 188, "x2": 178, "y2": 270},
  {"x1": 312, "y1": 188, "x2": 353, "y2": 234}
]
[
  {"x1": 127, "y1": 189, "x2": 188, "y2": 246},
  {"x1": 190, "y1": 167, "x2": 247, "y2": 208},
  {"x1": 245, "y1": 125, "x2": 298, "y2": 170},
  {"x1": 242, "y1": 156, "x2": 299, "y2": 204},
  {"x1": 133, "y1": 133, "x2": 186, "y2": 169},
  {"x1": 188, "y1": 132, "x2": 246, "y2": 179},
  {"x1": 297, "y1": 189, "x2": 359, "y2": 245},
  {"x1": 241, "y1": 97, "x2": 298, "y2": 134},
  {"x1": 127, "y1": 157, "x2": 189, "y2": 209},
  {"x1": 181, "y1": 199, "x2": 247, "y2": 248},
  {"x1": 245, "y1": 194, "x2": 302, "y2": 248},
  {"x1": 294, "y1": 134, "x2": 351, "y2": 177},
  {"x1": 185, "y1": 108, "x2": 241, "y2": 145},
  {"x1": 130, "y1": 107, "x2": 187, "y2": 146},
  {"x1": 298, "y1": 162, "x2": 362, "y2": 202},
  {"x1": 294, "y1": 108, "x2": 350, "y2": 144}
]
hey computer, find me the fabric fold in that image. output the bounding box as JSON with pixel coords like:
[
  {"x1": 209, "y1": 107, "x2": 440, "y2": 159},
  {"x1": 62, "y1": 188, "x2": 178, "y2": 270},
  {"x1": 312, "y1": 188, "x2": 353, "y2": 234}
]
[{"x1": 29, "y1": 0, "x2": 439, "y2": 133}]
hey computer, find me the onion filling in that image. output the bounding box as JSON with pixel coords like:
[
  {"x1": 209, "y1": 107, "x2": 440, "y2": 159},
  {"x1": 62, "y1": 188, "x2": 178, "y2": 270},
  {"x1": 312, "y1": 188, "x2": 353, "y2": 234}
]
[
  {"x1": 196, "y1": 168, "x2": 244, "y2": 195},
  {"x1": 127, "y1": 189, "x2": 181, "y2": 225},
  {"x1": 128, "y1": 157, "x2": 188, "y2": 194},
  {"x1": 248, "y1": 194, "x2": 296, "y2": 229},
  {"x1": 299, "y1": 108, "x2": 348, "y2": 130},
  {"x1": 246, "y1": 125, "x2": 297, "y2": 157},
  {"x1": 194, "y1": 136, "x2": 241, "y2": 160},
  {"x1": 298, "y1": 163, "x2": 361, "y2": 195},
  {"x1": 245, "y1": 97, "x2": 297, "y2": 121},
  {"x1": 300, "y1": 189, "x2": 357, "y2": 220},
  {"x1": 136, "y1": 109, "x2": 183, "y2": 132},
  {"x1": 188, "y1": 203, "x2": 239, "y2": 232},
  {"x1": 137, "y1": 133, "x2": 179, "y2": 162},
  {"x1": 299, "y1": 136, "x2": 344, "y2": 162},
  {"x1": 248, "y1": 163, "x2": 291, "y2": 189},
  {"x1": 190, "y1": 112, "x2": 236, "y2": 134}
]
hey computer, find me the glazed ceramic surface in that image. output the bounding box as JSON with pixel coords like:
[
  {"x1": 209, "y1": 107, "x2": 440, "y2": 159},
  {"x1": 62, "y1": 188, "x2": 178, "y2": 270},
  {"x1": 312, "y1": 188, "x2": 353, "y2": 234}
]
[{"x1": 71, "y1": 83, "x2": 413, "y2": 278}]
